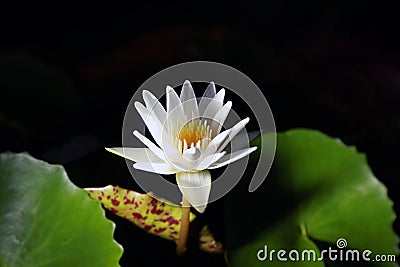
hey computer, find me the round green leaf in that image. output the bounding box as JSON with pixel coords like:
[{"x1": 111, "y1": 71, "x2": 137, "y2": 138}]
[
  {"x1": 226, "y1": 129, "x2": 398, "y2": 266},
  {"x1": 0, "y1": 152, "x2": 123, "y2": 267}
]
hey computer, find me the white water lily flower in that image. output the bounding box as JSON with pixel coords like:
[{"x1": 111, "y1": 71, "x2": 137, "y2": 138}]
[{"x1": 107, "y1": 80, "x2": 256, "y2": 213}]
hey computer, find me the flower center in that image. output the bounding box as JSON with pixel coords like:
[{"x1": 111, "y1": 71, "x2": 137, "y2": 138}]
[{"x1": 177, "y1": 119, "x2": 212, "y2": 154}]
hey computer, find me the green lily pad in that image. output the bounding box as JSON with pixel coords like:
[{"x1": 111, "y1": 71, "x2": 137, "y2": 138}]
[
  {"x1": 226, "y1": 129, "x2": 398, "y2": 267},
  {"x1": 0, "y1": 152, "x2": 123, "y2": 267}
]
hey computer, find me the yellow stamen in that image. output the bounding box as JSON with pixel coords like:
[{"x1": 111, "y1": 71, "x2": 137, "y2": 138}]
[{"x1": 177, "y1": 119, "x2": 212, "y2": 153}]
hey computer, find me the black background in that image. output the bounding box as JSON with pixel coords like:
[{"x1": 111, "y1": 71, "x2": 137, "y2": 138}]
[{"x1": 1, "y1": 1, "x2": 399, "y2": 266}]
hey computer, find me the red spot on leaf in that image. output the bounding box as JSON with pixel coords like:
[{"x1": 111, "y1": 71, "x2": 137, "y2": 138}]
[
  {"x1": 151, "y1": 206, "x2": 163, "y2": 215},
  {"x1": 111, "y1": 199, "x2": 120, "y2": 206},
  {"x1": 149, "y1": 199, "x2": 163, "y2": 214},
  {"x1": 124, "y1": 197, "x2": 135, "y2": 205},
  {"x1": 158, "y1": 216, "x2": 179, "y2": 225},
  {"x1": 110, "y1": 208, "x2": 117, "y2": 214},
  {"x1": 154, "y1": 227, "x2": 166, "y2": 234},
  {"x1": 132, "y1": 212, "x2": 143, "y2": 220},
  {"x1": 144, "y1": 225, "x2": 152, "y2": 231}
]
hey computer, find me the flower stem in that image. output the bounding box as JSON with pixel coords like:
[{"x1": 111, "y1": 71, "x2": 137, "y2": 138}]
[{"x1": 176, "y1": 196, "x2": 190, "y2": 255}]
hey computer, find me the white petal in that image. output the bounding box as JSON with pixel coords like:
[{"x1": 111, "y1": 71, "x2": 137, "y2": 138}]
[
  {"x1": 182, "y1": 147, "x2": 201, "y2": 161},
  {"x1": 198, "y1": 82, "x2": 216, "y2": 115},
  {"x1": 105, "y1": 147, "x2": 165, "y2": 163},
  {"x1": 133, "y1": 162, "x2": 177, "y2": 174},
  {"x1": 214, "y1": 88, "x2": 225, "y2": 103},
  {"x1": 204, "y1": 81, "x2": 216, "y2": 97},
  {"x1": 196, "y1": 152, "x2": 226, "y2": 170},
  {"x1": 133, "y1": 130, "x2": 166, "y2": 161},
  {"x1": 217, "y1": 117, "x2": 250, "y2": 153},
  {"x1": 203, "y1": 129, "x2": 231, "y2": 157},
  {"x1": 142, "y1": 90, "x2": 167, "y2": 125},
  {"x1": 166, "y1": 86, "x2": 185, "y2": 133},
  {"x1": 166, "y1": 86, "x2": 183, "y2": 115},
  {"x1": 201, "y1": 89, "x2": 225, "y2": 119},
  {"x1": 211, "y1": 101, "x2": 232, "y2": 135},
  {"x1": 160, "y1": 136, "x2": 192, "y2": 172},
  {"x1": 180, "y1": 80, "x2": 196, "y2": 102},
  {"x1": 176, "y1": 170, "x2": 211, "y2": 213},
  {"x1": 167, "y1": 158, "x2": 193, "y2": 172},
  {"x1": 208, "y1": 147, "x2": 257, "y2": 169},
  {"x1": 166, "y1": 86, "x2": 181, "y2": 109},
  {"x1": 135, "y1": 102, "x2": 164, "y2": 146},
  {"x1": 180, "y1": 80, "x2": 199, "y2": 119}
]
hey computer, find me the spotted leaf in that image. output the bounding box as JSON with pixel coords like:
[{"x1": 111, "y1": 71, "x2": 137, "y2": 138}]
[
  {"x1": 199, "y1": 225, "x2": 224, "y2": 254},
  {"x1": 85, "y1": 185, "x2": 196, "y2": 241}
]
